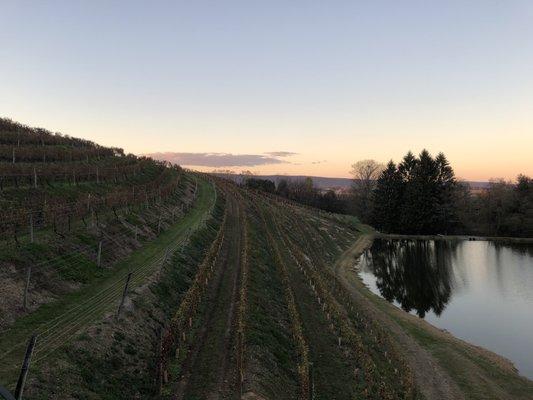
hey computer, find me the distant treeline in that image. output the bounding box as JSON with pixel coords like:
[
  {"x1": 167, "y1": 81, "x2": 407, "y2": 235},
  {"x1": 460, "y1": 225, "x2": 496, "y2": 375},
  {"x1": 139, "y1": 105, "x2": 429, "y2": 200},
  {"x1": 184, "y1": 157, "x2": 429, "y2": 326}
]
[
  {"x1": 459, "y1": 175, "x2": 533, "y2": 237},
  {"x1": 244, "y1": 177, "x2": 347, "y2": 214},
  {"x1": 243, "y1": 151, "x2": 533, "y2": 238}
]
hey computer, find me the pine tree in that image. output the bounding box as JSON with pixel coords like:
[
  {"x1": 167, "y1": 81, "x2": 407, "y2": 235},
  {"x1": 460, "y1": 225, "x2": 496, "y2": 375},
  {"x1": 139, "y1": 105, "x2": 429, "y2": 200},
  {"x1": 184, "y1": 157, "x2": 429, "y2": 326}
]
[
  {"x1": 371, "y1": 161, "x2": 403, "y2": 233},
  {"x1": 435, "y1": 152, "x2": 457, "y2": 233},
  {"x1": 402, "y1": 150, "x2": 439, "y2": 234},
  {"x1": 398, "y1": 151, "x2": 417, "y2": 182},
  {"x1": 371, "y1": 150, "x2": 460, "y2": 234}
]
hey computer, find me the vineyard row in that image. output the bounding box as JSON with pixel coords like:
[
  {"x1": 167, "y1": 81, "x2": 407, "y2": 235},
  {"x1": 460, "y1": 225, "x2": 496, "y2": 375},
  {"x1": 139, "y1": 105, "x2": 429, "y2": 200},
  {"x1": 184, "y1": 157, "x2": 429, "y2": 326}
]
[
  {"x1": 0, "y1": 169, "x2": 183, "y2": 241},
  {"x1": 255, "y1": 200, "x2": 310, "y2": 400},
  {"x1": 0, "y1": 158, "x2": 160, "y2": 188},
  {"x1": 159, "y1": 195, "x2": 229, "y2": 384},
  {"x1": 0, "y1": 144, "x2": 121, "y2": 163},
  {"x1": 271, "y1": 203, "x2": 417, "y2": 399}
]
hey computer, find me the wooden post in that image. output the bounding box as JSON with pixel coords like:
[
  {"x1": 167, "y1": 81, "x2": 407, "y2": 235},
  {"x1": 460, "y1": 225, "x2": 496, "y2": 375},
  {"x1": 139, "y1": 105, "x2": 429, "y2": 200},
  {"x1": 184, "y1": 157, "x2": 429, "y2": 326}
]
[
  {"x1": 33, "y1": 167, "x2": 37, "y2": 188},
  {"x1": 23, "y1": 266, "x2": 32, "y2": 310},
  {"x1": 116, "y1": 272, "x2": 133, "y2": 318},
  {"x1": 309, "y1": 362, "x2": 314, "y2": 400},
  {"x1": 157, "y1": 216, "x2": 162, "y2": 235},
  {"x1": 97, "y1": 241, "x2": 102, "y2": 267},
  {"x1": 96, "y1": 166, "x2": 99, "y2": 184},
  {"x1": 0, "y1": 385, "x2": 15, "y2": 400},
  {"x1": 29, "y1": 214, "x2": 34, "y2": 244},
  {"x1": 14, "y1": 334, "x2": 37, "y2": 400},
  {"x1": 158, "y1": 328, "x2": 163, "y2": 395}
]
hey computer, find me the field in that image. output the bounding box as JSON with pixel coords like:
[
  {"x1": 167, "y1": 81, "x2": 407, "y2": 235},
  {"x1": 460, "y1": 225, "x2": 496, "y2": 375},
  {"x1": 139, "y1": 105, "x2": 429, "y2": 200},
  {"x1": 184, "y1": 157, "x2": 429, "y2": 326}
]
[{"x1": 1, "y1": 120, "x2": 532, "y2": 399}]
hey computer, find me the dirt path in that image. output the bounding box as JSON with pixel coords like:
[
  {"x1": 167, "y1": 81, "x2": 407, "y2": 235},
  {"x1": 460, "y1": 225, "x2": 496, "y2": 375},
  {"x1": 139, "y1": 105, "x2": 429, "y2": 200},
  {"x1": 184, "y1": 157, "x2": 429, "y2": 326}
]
[
  {"x1": 172, "y1": 190, "x2": 243, "y2": 400},
  {"x1": 334, "y1": 235, "x2": 465, "y2": 400}
]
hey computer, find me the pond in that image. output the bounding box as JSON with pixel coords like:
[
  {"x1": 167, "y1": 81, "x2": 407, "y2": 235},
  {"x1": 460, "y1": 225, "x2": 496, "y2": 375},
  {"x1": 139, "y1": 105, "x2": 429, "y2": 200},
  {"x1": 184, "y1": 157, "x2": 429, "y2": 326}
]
[{"x1": 358, "y1": 238, "x2": 533, "y2": 380}]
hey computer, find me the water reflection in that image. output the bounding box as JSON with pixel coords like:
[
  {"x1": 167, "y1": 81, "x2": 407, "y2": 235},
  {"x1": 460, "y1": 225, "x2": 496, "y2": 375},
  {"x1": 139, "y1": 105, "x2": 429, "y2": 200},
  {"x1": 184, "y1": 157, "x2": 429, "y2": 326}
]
[
  {"x1": 492, "y1": 242, "x2": 533, "y2": 257},
  {"x1": 361, "y1": 239, "x2": 458, "y2": 318},
  {"x1": 358, "y1": 238, "x2": 533, "y2": 379}
]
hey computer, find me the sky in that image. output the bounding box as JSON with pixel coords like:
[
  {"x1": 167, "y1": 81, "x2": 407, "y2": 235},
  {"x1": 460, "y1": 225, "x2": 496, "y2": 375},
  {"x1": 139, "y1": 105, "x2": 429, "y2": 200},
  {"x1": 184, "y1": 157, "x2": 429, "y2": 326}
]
[{"x1": 1, "y1": 1, "x2": 532, "y2": 181}]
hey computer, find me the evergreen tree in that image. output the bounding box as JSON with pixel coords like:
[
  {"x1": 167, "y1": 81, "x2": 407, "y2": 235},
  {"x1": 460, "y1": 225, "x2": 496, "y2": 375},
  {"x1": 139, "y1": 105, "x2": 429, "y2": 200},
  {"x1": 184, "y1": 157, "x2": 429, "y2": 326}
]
[
  {"x1": 411, "y1": 150, "x2": 440, "y2": 233},
  {"x1": 371, "y1": 161, "x2": 403, "y2": 233},
  {"x1": 397, "y1": 150, "x2": 439, "y2": 233},
  {"x1": 397, "y1": 151, "x2": 418, "y2": 233},
  {"x1": 397, "y1": 151, "x2": 418, "y2": 232},
  {"x1": 398, "y1": 151, "x2": 417, "y2": 182},
  {"x1": 435, "y1": 152, "x2": 457, "y2": 233}
]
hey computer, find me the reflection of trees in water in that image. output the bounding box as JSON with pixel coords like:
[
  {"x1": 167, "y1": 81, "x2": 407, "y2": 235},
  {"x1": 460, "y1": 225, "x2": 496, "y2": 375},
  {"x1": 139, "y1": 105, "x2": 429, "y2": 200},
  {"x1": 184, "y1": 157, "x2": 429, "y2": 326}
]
[
  {"x1": 491, "y1": 242, "x2": 533, "y2": 258},
  {"x1": 365, "y1": 239, "x2": 458, "y2": 318}
]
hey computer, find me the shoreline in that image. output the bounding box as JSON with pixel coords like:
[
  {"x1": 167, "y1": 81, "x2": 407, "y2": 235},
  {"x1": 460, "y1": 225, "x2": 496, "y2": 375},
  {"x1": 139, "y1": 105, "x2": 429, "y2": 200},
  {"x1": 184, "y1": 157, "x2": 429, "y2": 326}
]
[
  {"x1": 376, "y1": 232, "x2": 533, "y2": 243},
  {"x1": 339, "y1": 234, "x2": 533, "y2": 399}
]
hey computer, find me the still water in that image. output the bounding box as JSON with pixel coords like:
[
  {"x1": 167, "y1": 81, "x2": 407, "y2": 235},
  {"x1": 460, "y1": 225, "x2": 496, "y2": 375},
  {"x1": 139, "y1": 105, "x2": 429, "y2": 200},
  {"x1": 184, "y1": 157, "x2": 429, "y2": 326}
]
[{"x1": 358, "y1": 238, "x2": 533, "y2": 379}]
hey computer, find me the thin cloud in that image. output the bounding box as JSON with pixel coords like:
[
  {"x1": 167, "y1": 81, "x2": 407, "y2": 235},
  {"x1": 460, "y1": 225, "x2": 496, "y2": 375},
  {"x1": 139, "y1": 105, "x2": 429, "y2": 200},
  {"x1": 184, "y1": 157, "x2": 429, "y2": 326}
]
[
  {"x1": 146, "y1": 152, "x2": 290, "y2": 167},
  {"x1": 264, "y1": 151, "x2": 298, "y2": 157}
]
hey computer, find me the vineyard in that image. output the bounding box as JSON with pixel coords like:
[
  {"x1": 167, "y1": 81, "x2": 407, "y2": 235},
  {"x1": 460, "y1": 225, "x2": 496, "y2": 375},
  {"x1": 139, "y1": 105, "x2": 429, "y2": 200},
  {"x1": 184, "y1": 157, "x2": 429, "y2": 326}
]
[{"x1": 1, "y1": 120, "x2": 532, "y2": 399}]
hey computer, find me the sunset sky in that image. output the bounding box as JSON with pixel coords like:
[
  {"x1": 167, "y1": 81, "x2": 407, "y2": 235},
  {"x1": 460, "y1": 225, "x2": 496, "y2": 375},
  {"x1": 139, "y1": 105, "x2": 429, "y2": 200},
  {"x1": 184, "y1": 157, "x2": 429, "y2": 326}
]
[{"x1": 1, "y1": 1, "x2": 532, "y2": 181}]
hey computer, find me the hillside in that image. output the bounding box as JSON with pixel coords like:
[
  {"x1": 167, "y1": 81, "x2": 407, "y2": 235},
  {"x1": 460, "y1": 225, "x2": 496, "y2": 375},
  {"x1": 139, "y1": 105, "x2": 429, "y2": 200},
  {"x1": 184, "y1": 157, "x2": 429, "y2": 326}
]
[{"x1": 0, "y1": 120, "x2": 531, "y2": 399}]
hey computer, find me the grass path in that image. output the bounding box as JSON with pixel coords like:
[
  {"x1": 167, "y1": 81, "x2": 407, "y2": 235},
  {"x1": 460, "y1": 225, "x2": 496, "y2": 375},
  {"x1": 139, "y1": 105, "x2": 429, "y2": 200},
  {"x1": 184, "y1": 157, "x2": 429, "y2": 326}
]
[
  {"x1": 172, "y1": 185, "x2": 244, "y2": 400},
  {"x1": 0, "y1": 177, "x2": 216, "y2": 387}
]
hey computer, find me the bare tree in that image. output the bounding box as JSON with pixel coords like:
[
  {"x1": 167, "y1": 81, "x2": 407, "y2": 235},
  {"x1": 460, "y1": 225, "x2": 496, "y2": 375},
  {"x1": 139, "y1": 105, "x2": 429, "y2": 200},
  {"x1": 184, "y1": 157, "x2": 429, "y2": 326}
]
[
  {"x1": 350, "y1": 160, "x2": 384, "y2": 189},
  {"x1": 349, "y1": 160, "x2": 384, "y2": 222}
]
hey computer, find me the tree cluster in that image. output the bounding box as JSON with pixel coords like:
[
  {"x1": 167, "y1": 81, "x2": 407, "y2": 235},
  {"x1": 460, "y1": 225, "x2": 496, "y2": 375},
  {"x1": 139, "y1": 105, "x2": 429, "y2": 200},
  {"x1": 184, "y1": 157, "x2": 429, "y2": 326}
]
[
  {"x1": 461, "y1": 175, "x2": 533, "y2": 237},
  {"x1": 245, "y1": 177, "x2": 346, "y2": 214},
  {"x1": 371, "y1": 150, "x2": 458, "y2": 234},
  {"x1": 244, "y1": 178, "x2": 276, "y2": 193}
]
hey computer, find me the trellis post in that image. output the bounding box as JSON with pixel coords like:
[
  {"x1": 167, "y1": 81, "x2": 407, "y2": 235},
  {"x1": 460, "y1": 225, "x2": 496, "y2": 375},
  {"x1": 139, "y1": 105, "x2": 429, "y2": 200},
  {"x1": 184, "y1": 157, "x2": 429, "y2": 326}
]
[
  {"x1": 97, "y1": 241, "x2": 102, "y2": 267},
  {"x1": 116, "y1": 272, "x2": 133, "y2": 318},
  {"x1": 14, "y1": 334, "x2": 37, "y2": 400},
  {"x1": 23, "y1": 266, "x2": 32, "y2": 310},
  {"x1": 29, "y1": 214, "x2": 34, "y2": 243}
]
